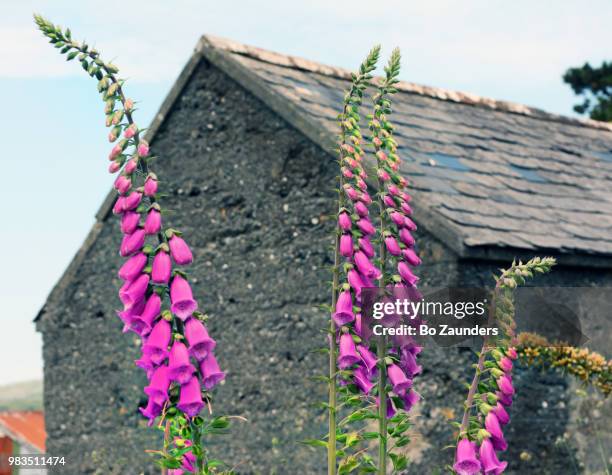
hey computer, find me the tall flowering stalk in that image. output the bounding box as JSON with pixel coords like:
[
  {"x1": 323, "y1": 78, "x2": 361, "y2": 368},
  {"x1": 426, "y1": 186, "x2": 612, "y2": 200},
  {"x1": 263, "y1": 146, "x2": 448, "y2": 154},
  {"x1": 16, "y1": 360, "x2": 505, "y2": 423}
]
[
  {"x1": 35, "y1": 16, "x2": 234, "y2": 474},
  {"x1": 367, "y1": 49, "x2": 423, "y2": 474},
  {"x1": 452, "y1": 257, "x2": 556, "y2": 475},
  {"x1": 311, "y1": 46, "x2": 381, "y2": 475}
]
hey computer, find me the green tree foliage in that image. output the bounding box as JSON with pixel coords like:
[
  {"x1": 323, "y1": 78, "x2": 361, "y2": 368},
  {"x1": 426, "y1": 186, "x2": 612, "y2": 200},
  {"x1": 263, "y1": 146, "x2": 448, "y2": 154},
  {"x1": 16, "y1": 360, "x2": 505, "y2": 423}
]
[{"x1": 563, "y1": 61, "x2": 612, "y2": 122}]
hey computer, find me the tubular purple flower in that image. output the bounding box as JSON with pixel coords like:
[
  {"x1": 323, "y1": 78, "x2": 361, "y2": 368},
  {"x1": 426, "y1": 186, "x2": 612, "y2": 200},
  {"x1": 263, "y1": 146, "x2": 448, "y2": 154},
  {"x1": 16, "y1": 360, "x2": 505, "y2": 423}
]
[
  {"x1": 399, "y1": 228, "x2": 415, "y2": 246},
  {"x1": 338, "y1": 333, "x2": 360, "y2": 369},
  {"x1": 114, "y1": 175, "x2": 131, "y2": 194},
  {"x1": 170, "y1": 275, "x2": 198, "y2": 320},
  {"x1": 401, "y1": 389, "x2": 421, "y2": 411},
  {"x1": 168, "y1": 341, "x2": 196, "y2": 384},
  {"x1": 120, "y1": 229, "x2": 145, "y2": 257},
  {"x1": 142, "y1": 319, "x2": 171, "y2": 364},
  {"x1": 354, "y1": 201, "x2": 369, "y2": 217},
  {"x1": 144, "y1": 176, "x2": 158, "y2": 196},
  {"x1": 122, "y1": 274, "x2": 150, "y2": 308},
  {"x1": 401, "y1": 202, "x2": 412, "y2": 215},
  {"x1": 497, "y1": 375, "x2": 515, "y2": 396},
  {"x1": 144, "y1": 209, "x2": 162, "y2": 235},
  {"x1": 118, "y1": 252, "x2": 147, "y2": 281},
  {"x1": 492, "y1": 402, "x2": 510, "y2": 425},
  {"x1": 357, "y1": 218, "x2": 375, "y2": 235},
  {"x1": 116, "y1": 298, "x2": 145, "y2": 332},
  {"x1": 387, "y1": 364, "x2": 412, "y2": 395},
  {"x1": 484, "y1": 412, "x2": 507, "y2": 451},
  {"x1": 404, "y1": 216, "x2": 417, "y2": 231},
  {"x1": 353, "y1": 366, "x2": 374, "y2": 393},
  {"x1": 176, "y1": 377, "x2": 205, "y2": 417},
  {"x1": 123, "y1": 191, "x2": 142, "y2": 211},
  {"x1": 390, "y1": 211, "x2": 405, "y2": 227},
  {"x1": 400, "y1": 347, "x2": 422, "y2": 377},
  {"x1": 169, "y1": 235, "x2": 194, "y2": 266},
  {"x1": 453, "y1": 439, "x2": 481, "y2": 475},
  {"x1": 359, "y1": 237, "x2": 375, "y2": 258},
  {"x1": 151, "y1": 250, "x2": 172, "y2": 284},
  {"x1": 338, "y1": 212, "x2": 352, "y2": 231},
  {"x1": 184, "y1": 317, "x2": 216, "y2": 361},
  {"x1": 383, "y1": 195, "x2": 396, "y2": 208},
  {"x1": 498, "y1": 356, "x2": 513, "y2": 373},
  {"x1": 108, "y1": 161, "x2": 121, "y2": 174},
  {"x1": 388, "y1": 184, "x2": 400, "y2": 196},
  {"x1": 495, "y1": 391, "x2": 513, "y2": 408},
  {"x1": 144, "y1": 365, "x2": 171, "y2": 405},
  {"x1": 479, "y1": 438, "x2": 508, "y2": 475},
  {"x1": 356, "y1": 345, "x2": 377, "y2": 374},
  {"x1": 113, "y1": 196, "x2": 126, "y2": 215},
  {"x1": 137, "y1": 140, "x2": 150, "y2": 157},
  {"x1": 139, "y1": 397, "x2": 162, "y2": 426},
  {"x1": 129, "y1": 293, "x2": 161, "y2": 335},
  {"x1": 385, "y1": 236, "x2": 401, "y2": 256},
  {"x1": 347, "y1": 269, "x2": 366, "y2": 298},
  {"x1": 124, "y1": 158, "x2": 137, "y2": 175},
  {"x1": 339, "y1": 234, "x2": 353, "y2": 257},
  {"x1": 506, "y1": 347, "x2": 518, "y2": 360},
  {"x1": 344, "y1": 185, "x2": 359, "y2": 201},
  {"x1": 135, "y1": 352, "x2": 155, "y2": 378},
  {"x1": 200, "y1": 353, "x2": 225, "y2": 390},
  {"x1": 124, "y1": 124, "x2": 137, "y2": 139},
  {"x1": 120, "y1": 211, "x2": 140, "y2": 234},
  {"x1": 333, "y1": 290, "x2": 355, "y2": 326},
  {"x1": 402, "y1": 248, "x2": 421, "y2": 266},
  {"x1": 398, "y1": 261, "x2": 419, "y2": 286},
  {"x1": 354, "y1": 251, "x2": 381, "y2": 279}
]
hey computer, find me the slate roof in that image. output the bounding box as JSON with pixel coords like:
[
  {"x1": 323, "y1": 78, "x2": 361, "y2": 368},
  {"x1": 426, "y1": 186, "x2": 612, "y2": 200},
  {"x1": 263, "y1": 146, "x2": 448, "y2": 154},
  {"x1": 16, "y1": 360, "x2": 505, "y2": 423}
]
[{"x1": 196, "y1": 35, "x2": 612, "y2": 267}]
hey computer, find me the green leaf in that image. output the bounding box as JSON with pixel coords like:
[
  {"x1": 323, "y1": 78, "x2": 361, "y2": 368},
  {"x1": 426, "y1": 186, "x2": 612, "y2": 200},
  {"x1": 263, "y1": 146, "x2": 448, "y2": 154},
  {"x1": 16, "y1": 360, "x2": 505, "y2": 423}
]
[
  {"x1": 66, "y1": 51, "x2": 78, "y2": 61},
  {"x1": 301, "y1": 438, "x2": 328, "y2": 448},
  {"x1": 389, "y1": 453, "x2": 408, "y2": 471}
]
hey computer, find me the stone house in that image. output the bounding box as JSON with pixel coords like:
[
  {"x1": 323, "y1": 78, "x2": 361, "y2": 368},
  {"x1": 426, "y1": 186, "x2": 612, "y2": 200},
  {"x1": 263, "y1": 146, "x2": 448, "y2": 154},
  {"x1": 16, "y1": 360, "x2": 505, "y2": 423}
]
[{"x1": 35, "y1": 36, "x2": 612, "y2": 474}]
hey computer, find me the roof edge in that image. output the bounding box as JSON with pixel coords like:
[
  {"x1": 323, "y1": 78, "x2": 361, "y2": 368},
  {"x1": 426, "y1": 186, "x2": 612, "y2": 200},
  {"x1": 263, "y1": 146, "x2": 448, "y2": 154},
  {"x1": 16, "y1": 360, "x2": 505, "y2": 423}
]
[{"x1": 199, "y1": 34, "x2": 612, "y2": 133}]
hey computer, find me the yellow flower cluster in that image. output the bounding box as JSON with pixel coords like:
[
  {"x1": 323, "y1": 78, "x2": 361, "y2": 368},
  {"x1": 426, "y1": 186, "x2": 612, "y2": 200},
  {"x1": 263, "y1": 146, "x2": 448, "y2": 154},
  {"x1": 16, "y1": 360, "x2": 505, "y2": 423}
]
[{"x1": 517, "y1": 332, "x2": 611, "y2": 396}]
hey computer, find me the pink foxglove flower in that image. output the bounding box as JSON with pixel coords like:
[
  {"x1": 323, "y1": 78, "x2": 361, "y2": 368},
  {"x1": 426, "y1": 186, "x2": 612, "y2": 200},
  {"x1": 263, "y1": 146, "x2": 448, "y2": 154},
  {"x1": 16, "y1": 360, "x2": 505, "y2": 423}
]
[
  {"x1": 129, "y1": 293, "x2": 161, "y2": 336},
  {"x1": 167, "y1": 341, "x2": 196, "y2": 384},
  {"x1": 114, "y1": 175, "x2": 131, "y2": 194},
  {"x1": 356, "y1": 345, "x2": 377, "y2": 374},
  {"x1": 176, "y1": 377, "x2": 205, "y2": 417},
  {"x1": 121, "y1": 273, "x2": 150, "y2": 308},
  {"x1": 170, "y1": 275, "x2": 198, "y2": 320},
  {"x1": 151, "y1": 250, "x2": 171, "y2": 284},
  {"x1": 338, "y1": 212, "x2": 352, "y2": 231},
  {"x1": 144, "y1": 176, "x2": 158, "y2": 196},
  {"x1": 338, "y1": 333, "x2": 360, "y2": 369},
  {"x1": 124, "y1": 158, "x2": 138, "y2": 175},
  {"x1": 142, "y1": 319, "x2": 171, "y2": 364},
  {"x1": 453, "y1": 439, "x2": 481, "y2": 475},
  {"x1": 169, "y1": 235, "x2": 193, "y2": 265},
  {"x1": 353, "y1": 366, "x2": 374, "y2": 394},
  {"x1": 108, "y1": 161, "x2": 121, "y2": 174},
  {"x1": 144, "y1": 365, "x2": 171, "y2": 405},
  {"x1": 120, "y1": 229, "x2": 145, "y2": 256},
  {"x1": 139, "y1": 397, "x2": 162, "y2": 426},
  {"x1": 120, "y1": 211, "x2": 140, "y2": 234},
  {"x1": 184, "y1": 318, "x2": 216, "y2": 361},
  {"x1": 118, "y1": 252, "x2": 147, "y2": 281},
  {"x1": 384, "y1": 236, "x2": 401, "y2": 256},
  {"x1": 123, "y1": 191, "x2": 142, "y2": 211},
  {"x1": 137, "y1": 140, "x2": 150, "y2": 157},
  {"x1": 339, "y1": 234, "x2": 353, "y2": 257},
  {"x1": 387, "y1": 364, "x2": 412, "y2": 395},
  {"x1": 479, "y1": 438, "x2": 508, "y2": 475},
  {"x1": 124, "y1": 124, "x2": 137, "y2": 138},
  {"x1": 333, "y1": 290, "x2": 355, "y2": 326},
  {"x1": 144, "y1": 209, "x2": 162, "y2": 235},
  {"x1": 398, "y1": 261, "x2": 419, "y2": 286},
  {"x1": 200, "y1": 353, "x2": 225, "y2": 390}
]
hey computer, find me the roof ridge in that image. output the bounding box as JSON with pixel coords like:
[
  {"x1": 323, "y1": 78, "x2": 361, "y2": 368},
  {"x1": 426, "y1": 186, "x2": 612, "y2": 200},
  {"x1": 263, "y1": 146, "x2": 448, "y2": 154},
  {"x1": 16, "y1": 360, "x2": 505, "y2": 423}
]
[{"x1": 198, "y1": 34, "x2": 612, "y2": 133}]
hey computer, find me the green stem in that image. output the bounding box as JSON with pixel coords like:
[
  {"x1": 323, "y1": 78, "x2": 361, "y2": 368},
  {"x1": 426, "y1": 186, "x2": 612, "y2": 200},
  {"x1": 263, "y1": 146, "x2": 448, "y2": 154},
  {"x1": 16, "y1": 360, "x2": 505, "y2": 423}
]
[
  {"x1": 376, "y1": 172, "x2": 388, "y2": 475},
  {"x1": 328, "y1": 234, "x2": 339, "y2": 475}
]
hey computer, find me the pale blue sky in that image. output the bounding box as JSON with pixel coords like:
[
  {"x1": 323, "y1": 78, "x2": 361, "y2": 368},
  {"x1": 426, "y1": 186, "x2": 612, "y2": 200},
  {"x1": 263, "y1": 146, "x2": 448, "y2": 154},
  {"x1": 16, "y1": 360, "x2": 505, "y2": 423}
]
[{"x1": 1, "y1": 0, "x2": 610, "y2": 385}]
